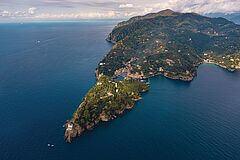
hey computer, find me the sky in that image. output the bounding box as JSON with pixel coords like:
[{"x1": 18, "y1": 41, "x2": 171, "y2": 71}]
[{"x1": 0, "y1": 0, "x2": 240, "y2": 21}]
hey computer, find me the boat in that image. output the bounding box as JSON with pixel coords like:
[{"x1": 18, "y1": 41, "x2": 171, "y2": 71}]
[
  {"x1": 139, "y1": 78, "x2": 150, "y2": 85},
  {"x1": 47, "y1": 143, "x2": 55, "y2": 147}
]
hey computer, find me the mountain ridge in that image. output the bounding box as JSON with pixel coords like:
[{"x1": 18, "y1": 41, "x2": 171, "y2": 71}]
[{"x1": 99, "y1": 10, "x2": 240, "y2": 80}]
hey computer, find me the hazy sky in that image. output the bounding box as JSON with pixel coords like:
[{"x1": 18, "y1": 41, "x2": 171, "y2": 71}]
[{"x1": 0, "y1": 0, "x2": 240, "y2": 21}]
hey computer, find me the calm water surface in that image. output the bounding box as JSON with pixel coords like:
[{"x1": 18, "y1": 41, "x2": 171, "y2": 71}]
[{"x1": 0, "y1": 22, "x2": 240, "y2": 160}]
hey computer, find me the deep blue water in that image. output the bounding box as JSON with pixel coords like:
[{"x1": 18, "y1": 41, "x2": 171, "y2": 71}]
[{"x1": 0, "y1": 22, "x2": 240, "y2": 160}]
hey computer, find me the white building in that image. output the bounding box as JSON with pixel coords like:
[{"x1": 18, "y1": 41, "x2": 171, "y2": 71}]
[{"x1": 66, "y1": 123, "x2": 73, "y2": 131}]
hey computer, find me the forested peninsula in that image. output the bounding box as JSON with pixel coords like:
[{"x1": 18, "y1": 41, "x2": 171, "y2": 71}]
[{"x1": 64, "y1": 9, "x2": 240, "y2": 143}]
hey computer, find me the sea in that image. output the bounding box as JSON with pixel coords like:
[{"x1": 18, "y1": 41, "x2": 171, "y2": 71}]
[{"x1": 0, "y1": 22, "x2": 240, "y2": 160}]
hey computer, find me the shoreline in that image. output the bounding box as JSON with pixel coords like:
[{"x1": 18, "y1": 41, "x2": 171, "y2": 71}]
[
  {"x1": 64, "y1": 96, "x2": 143, "y2": 143},
  {"x1": 64, "y1": 59, "x2": 240, "y2": 143},
  {"x1": 64, "y1": 10, "x2": 240, "y2": 143},
  {"x1": 64, "y1": 75, "x2": 149, "y2": 143},
  {"x1": 202, "y1": 61, "x2": 237, "y2": 72}
]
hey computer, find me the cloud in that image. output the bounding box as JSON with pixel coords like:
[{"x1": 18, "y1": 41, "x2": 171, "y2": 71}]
[
  {"x1": 119, "y1": 4, "x2": 134, "y2": 8},
  {"x1": 14, "y1": 11, "x2": 27, "y2": 17},
  {"x1": 144, "y1": 8, "x2": 153, "y2": 13},
  {"x1": 148, "y1": 0, "x2": 240, "y2": 14},
  {"x1": 0, "y1": 0, "x2": 240, "y2": 20},
  {"x1": 34, "y1": 11, "x2": 116, "y2": 19},
  {"x1": 28, "y1": 7, "x2": 37, "y2": 15},
  {"x1": 41, "y1": 0, "x2": 121, "y2": 9},
  {"x1": 0, "y1": 7, "x2": 38, "y2": 18},
  {"x1": 0, "y1": 10, "x2": 10, "y2": 17}
]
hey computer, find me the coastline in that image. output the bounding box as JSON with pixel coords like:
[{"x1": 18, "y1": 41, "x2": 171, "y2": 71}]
[
  {"x1": 64, "y1": 96, "x2": 142, "y2": 143},
  {"x1": 64, "y1": 10, "x2": 240, "y2": 143},
  {"x1": 64, "y1": 74, "x2": 149, "y2": 143},
  {"x1": 64, "y1": 56, "x2": 240, "y2": 143},
  {"x1": 64, "y1": 58, "x2": 240, "y2": 143},
  {"x1": 202, "y1": 61, "x2": 237, "y2": 72}
]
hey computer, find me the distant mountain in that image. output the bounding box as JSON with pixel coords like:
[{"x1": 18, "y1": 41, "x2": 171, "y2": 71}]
[{"x1": 206, "y1": 13, "x2": 240, "y2": 24}]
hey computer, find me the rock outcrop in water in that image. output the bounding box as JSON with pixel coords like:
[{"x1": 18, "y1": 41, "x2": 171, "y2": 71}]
[{"x1": 65, "y1": 9, "x2": 240, "y2": 143}]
